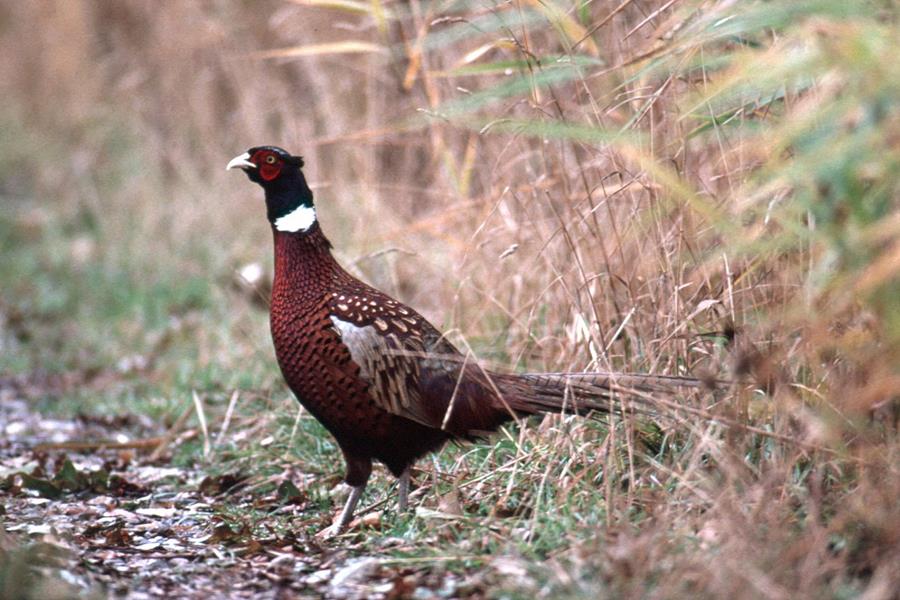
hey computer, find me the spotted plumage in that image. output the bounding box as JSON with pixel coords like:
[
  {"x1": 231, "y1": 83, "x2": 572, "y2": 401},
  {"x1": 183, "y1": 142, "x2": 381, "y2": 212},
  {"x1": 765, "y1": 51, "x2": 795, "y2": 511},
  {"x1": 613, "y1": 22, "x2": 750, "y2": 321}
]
[{"x1": 228, "y1": 146, "x2": 710, "y2": 535}]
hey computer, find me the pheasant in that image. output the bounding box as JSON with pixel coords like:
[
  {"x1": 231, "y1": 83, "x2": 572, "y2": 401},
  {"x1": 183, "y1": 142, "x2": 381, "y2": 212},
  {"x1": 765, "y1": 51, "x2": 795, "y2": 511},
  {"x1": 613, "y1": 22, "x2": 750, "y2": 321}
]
[{"x1": 227, "y1": 146, "x2": 710, "y2": 535}]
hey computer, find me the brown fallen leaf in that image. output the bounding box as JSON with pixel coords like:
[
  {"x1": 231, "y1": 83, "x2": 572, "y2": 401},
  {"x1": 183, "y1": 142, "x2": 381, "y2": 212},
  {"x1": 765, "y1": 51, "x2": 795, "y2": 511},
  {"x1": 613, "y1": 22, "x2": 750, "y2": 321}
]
[
  {"x1": 438, "y1": 490, "x2": 463, "y2": 516},
  {"x1": 104, "y1": 526, "x2": 133, "y2": 547}
]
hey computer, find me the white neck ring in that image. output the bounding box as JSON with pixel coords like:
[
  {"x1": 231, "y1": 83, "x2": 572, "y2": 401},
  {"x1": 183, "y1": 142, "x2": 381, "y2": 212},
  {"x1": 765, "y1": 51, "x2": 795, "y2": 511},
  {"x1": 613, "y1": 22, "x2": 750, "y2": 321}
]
[{"x1": 274, "y1": 204, "x2": 316, "y2": 233}]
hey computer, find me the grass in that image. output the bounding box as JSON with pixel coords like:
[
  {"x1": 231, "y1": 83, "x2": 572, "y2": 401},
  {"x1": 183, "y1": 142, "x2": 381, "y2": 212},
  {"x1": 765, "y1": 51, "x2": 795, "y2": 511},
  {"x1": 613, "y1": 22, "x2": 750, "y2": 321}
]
[{"x1": 1, "y1": 0, "x2": 899, "y2": 597}]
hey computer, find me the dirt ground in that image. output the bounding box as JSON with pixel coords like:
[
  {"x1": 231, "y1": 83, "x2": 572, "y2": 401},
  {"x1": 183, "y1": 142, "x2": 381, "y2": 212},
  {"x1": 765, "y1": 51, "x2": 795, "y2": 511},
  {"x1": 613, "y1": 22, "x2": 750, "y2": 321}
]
[{"x1": 0, "y1": 379, "x2": 496, "y2": 599}]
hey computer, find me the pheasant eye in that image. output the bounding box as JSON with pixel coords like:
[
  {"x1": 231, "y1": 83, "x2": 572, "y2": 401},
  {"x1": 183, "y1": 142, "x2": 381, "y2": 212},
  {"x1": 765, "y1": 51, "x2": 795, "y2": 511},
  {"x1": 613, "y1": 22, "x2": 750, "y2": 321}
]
[{"x1": 265, "y1": 155, "x2": 277, "y2": 164}]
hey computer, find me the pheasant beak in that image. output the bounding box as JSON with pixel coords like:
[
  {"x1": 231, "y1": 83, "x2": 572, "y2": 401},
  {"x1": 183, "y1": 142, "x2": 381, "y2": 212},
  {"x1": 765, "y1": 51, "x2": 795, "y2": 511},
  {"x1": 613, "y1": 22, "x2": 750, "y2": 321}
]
[{"x1": 226, "y1": 152, "x2": 256, "y2": 171}]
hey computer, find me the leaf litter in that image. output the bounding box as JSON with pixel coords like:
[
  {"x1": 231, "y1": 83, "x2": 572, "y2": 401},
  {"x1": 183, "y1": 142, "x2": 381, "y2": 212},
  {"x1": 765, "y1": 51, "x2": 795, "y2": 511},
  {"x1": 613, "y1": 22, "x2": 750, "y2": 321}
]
[{"x1": 0, "y1": 383, "x2": 497, "y2": 599}]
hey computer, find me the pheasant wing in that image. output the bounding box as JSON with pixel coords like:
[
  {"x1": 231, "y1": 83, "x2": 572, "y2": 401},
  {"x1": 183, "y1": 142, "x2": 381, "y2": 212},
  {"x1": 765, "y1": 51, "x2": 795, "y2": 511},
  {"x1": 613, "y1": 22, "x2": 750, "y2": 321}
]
[{"x1": 327, "y1": 290, "x2": 464, "y2": 430}]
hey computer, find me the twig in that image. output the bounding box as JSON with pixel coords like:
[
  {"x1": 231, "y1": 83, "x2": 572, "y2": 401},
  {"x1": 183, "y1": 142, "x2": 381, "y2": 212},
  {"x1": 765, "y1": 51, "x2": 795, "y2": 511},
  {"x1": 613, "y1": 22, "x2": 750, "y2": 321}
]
[
  {"x1": 193, "y1": 390, "x2": 210, "y2": 458},
  {"x1": 288, "y1": 402, "x2": 305, "y2": 449},
  {"x1": 148, "y1": 402, "x2": 195, "y2": 462},
  {"x1": 33, "y1": 437, "x2": 172, "y2": 452},
  {"x1": 215, "y1": 389, "x2": 240, "y2": 447},
  {"x1": 574, "y1": 0, "x2": 637, "y2": 49}
]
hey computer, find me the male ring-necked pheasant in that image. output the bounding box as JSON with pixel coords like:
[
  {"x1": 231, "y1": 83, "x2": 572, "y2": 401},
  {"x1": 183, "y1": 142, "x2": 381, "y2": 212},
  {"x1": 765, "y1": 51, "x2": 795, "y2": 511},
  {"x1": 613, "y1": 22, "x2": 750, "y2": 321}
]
[{"x1": 228, "y1": 146, "x2": 709, "y2": 535}]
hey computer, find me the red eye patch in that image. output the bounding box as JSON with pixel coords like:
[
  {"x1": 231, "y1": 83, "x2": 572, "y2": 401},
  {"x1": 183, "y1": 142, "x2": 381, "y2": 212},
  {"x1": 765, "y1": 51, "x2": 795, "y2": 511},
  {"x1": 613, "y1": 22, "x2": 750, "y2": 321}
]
[
  {"x1": 251, "y1": 150, "x2": 282, "y2": 181},
  {"x1": 260, "y1": 163, "x2": 281, "y2": 181}
]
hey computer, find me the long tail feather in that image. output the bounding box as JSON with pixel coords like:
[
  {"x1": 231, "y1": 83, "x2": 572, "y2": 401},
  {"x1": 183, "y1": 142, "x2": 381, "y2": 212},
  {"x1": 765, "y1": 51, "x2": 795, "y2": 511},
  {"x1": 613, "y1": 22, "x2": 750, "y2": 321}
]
[{"x1": 492, "y1": 371, "x2": 723, "y2": 416}]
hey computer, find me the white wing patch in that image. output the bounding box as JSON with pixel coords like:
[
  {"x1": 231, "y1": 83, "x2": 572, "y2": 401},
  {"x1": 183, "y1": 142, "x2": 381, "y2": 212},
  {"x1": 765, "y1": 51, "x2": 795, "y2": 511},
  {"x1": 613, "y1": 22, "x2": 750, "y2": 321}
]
[
  {"x1": 330, "y1": 315, "x2": 426, "y2": 423},
  {"x1": 330, "y1": 315, "x2": 369, "y2": 346},
  {"x1": 274, "y1": 204, "x2": 317, "y2": 233}
]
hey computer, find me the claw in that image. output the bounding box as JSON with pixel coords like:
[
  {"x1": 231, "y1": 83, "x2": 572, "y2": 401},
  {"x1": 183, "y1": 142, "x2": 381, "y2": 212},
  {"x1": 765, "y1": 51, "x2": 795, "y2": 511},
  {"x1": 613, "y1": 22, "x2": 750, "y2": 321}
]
[
  {"x1": 315, "y1": 522, "x2": 345, "y2": 540},
  {"x1": 316, "y1": 484, "x2": 365, "y2": 540}
]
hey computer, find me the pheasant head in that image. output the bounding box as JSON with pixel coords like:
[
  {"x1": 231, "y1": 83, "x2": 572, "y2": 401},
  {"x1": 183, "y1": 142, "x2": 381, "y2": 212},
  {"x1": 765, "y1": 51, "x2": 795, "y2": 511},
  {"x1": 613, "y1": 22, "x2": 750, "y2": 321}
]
[{"x1": 227, "y1": 146, "x2": 316, "y2": 233}]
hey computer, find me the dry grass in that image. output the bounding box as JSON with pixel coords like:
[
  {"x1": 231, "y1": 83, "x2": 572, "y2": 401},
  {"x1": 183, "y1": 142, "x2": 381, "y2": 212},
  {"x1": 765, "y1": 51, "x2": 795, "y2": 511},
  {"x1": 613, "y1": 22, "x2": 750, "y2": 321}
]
[{"x1": 1, "y1": 0, "x2": 898, "y2": 597}]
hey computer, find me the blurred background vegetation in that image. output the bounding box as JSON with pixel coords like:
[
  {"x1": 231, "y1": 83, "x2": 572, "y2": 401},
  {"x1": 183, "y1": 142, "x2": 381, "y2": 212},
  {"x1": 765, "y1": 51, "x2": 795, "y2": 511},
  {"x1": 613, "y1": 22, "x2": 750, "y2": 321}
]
[{"x1": 1, "y1": 0, "x2": 898, "y2": 597}]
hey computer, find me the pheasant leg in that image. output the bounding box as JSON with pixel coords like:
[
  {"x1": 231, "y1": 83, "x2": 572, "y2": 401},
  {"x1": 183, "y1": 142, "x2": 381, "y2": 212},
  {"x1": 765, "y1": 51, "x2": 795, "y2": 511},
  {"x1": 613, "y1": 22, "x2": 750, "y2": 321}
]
[
  {"x1": 319, "y1": 484, "x2": 365, "y2": 538},
  {"x1": 398, "y1": 468, "x2": 411, "y2": 512}
]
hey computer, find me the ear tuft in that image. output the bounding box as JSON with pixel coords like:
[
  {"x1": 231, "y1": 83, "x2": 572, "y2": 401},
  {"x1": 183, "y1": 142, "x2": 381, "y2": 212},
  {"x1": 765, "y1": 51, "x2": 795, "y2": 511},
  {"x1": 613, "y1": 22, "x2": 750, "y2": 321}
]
[{"x1": 288, "y1": 155, "x2": 305, "y2": 168}]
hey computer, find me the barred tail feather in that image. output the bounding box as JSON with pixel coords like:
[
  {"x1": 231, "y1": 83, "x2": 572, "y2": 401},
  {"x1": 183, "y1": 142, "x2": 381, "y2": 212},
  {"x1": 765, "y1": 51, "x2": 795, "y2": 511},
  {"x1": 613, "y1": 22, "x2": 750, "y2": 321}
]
[{"x1": 492, "y1": 371, "x2": 718, "y2": 417}]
